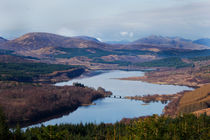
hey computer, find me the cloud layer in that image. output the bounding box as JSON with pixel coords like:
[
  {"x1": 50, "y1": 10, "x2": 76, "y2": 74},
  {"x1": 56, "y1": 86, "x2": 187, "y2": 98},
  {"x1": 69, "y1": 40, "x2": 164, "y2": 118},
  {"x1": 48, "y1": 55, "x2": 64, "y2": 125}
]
[{"x1": 0, "y1": 0, "x2": 209, "y2": 41}]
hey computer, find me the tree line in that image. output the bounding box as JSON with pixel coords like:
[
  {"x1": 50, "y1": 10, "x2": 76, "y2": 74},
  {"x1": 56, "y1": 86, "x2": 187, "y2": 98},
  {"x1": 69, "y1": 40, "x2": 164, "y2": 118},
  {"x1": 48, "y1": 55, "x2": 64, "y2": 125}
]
[{"x1": 0, "y1": 108, "x2": 209, "y2": 140}]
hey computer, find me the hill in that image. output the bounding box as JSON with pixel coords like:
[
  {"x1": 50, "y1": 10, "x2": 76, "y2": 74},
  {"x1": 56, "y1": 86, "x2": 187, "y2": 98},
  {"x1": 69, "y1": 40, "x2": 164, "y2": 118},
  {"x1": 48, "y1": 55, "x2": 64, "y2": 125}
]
[
  {"x1": 0, "y1": 33, "x2": 210, "y2": 70},
  {"x1": 0, "y1": 32, "x2": 109, "y2": 51},
  {"x1": 0, "y1": 54, "x2": 85, "y2": 83},
  {"x1": 193, "y1": 38, "x2": 210, "y2": 47},
  {"x1": 0, "y1": 55, "x2": 35, "y2": 63},
  {"x1": 178, "y1": 84, "x2": 210, "y2": 114},
  {"x1": 0, "y1": 82, "x2": 111, "y2": 127},
  {"x1": 132, "y1": 35, "x2": 208, "y2": 50}
]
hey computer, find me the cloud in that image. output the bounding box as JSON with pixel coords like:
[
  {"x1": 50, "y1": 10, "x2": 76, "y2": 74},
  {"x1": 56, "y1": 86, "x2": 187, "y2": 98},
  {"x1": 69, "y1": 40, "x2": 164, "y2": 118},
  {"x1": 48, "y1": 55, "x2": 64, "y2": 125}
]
[
  {"x1": 56, "y1": 28, "x2": 76, "y2": 37},
  {"x1": 96, "y1": 37, "x2": 103, "y2": 42},
  {"x1": 120, "y1": 32, "x2": 128, "y2": 36},
  {"x1": 120, "y1": 32, "x2": 134, "y2": 38},
  {"x1": 0, "y1": 0, "x2": 209, "y2": 40},
  {"x1": 129, "y1": 32, "x2": 134, "y2": 38}
]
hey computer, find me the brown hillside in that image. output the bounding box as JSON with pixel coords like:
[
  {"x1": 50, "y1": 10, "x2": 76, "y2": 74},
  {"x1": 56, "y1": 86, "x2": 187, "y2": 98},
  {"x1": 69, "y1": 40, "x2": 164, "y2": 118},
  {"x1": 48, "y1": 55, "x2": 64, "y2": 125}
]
[
  {"x1": 0, "y1": 82, "x2": 111, "y2": 127},
  {"x1": 178, "y1": 84, "x2": 210, "y2": 114},
  {"x1": 0, "y1": 32, "x2": 109, "y2": 51},
  {"x1": 132, "y1": 35, "x2": 208, "y2": 50}
]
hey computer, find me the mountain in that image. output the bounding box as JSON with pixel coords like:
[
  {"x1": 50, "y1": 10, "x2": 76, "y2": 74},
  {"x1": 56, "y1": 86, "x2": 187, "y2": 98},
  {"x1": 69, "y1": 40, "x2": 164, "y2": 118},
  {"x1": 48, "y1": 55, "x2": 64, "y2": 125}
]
[
  {"x1": 0, "y1": 32, "x2": 108, "y2": 51},
  {"x1": 193, "y1": 38, "x2": 210, "y2": 47},
  {"x1": 106, "y1": 40, "x2": 130, "y2": 44},
  {"x1": 132, "y1": 35, "x2": 208, "y2": 50},
  {"x1": 0, "y1": 37, "x2": 7, "y2": 44},
  {"x1": 73, "y1": 36, "x2": 101, "y2": 42}
]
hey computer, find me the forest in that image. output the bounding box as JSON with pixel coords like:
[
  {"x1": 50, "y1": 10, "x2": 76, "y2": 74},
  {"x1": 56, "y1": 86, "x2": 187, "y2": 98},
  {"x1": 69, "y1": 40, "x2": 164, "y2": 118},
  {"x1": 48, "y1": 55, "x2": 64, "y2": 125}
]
[
  {"x1": 0, "y1": 62, "x2": 77, "y2": 82},
  {"x1": 0, "y1": 111, "x2": 209, "y2": 140},
  {"x1": 0, "y1": 82, "x2": 111, "y2": 127}
]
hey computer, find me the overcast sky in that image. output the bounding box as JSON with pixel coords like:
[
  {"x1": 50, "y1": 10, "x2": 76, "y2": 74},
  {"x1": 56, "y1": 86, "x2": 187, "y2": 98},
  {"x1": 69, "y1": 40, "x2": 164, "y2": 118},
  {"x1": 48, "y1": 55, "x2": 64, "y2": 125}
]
[{"x1": 0, "y1": 0, "x2": 210, "y2": 41}]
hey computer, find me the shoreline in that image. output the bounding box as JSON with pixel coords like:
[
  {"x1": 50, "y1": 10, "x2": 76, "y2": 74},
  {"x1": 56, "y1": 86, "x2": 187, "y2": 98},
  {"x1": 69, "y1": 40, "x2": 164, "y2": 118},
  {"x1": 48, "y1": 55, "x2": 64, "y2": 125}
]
[
  {"x1": 124, "y1": 92, "x2": 187, "y2": 104},
  {"x1": 2, "y1": 84, "x2": 112, "y2": 128},
  {"x1": 25, "y1": 69, "x2": 189, "y2": 127},
  {"x1": 21, "y1": 101, "x2": 98, "y2": 129},
  {"x1": 10, "y1": 69, "x2": 204, "y2": 128},
  {"x1": 118, "y1": 76, "x2": 200, "y2": 89}
]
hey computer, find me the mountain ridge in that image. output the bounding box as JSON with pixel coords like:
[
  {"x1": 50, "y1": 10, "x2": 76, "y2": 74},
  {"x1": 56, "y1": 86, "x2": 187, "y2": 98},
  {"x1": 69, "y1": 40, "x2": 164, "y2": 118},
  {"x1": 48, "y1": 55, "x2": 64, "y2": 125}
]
[
  {"x1": 0, "y1": 37, "x2": 7, "y2": 44},
  {"x1": 132, "y1": 35, "x2": 208, "y2": 50},
  {"x1": 193, "y1": 38, "x2": 210, "y2": 47},
  {"x1": 0, "y1": 33, "x2": 209, "y2": 52},
  {"x1": 0, "y1": 32, "x2": 109, "y2": 51}
]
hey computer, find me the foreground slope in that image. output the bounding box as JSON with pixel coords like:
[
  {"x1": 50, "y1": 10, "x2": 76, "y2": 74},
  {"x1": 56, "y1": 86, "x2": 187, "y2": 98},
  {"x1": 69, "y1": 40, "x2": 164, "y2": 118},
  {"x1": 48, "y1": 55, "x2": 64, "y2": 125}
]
[
  {"x1": 1, "y1": 113, "x2": 209, "y2": 140},
  {"x1": 178, "y1": 84, "x2": 210, "y2": 114}
]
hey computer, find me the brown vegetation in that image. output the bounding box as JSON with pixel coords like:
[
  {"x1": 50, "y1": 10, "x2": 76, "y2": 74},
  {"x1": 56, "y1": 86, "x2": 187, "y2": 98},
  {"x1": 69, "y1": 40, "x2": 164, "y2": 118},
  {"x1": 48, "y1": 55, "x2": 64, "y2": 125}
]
[
  {"x1": 0, "y1": 82, "x2": 111, "y2": 127},
  {"x1": 164, "y1": 84, "x2": 210, "y2": 117},
  {"x1": 125, "y1": 92, "x2": 184, "y2": 104},
  {"x1": 163, "y1": 92, "x2": 185, "y2": 117},
  {"x1": 178, "y1": 84, "x2": 210, "y2": 114},
  {"x1": 120, "y1": 61, "x2": 210, "y2": 87}
]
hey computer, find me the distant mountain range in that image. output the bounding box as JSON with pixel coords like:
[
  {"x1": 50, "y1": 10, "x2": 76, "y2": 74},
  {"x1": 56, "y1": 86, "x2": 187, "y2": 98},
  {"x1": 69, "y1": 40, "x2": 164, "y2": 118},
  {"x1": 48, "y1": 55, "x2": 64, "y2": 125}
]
[
  {"x1": 0, "y1": 32, "x2": 210, "y2": 69},
  {"x1": 193, "y1": 38, "x2": 210, "y2": 47},
  {"x1": 0, "y1": 32, "x2": 109, "y2": 51},
  {"x1": 0, "y1": 37, "x2": 7, "y2": 44},
  {"x1": 0, "y1": 33, "x2": 209, "y2": 52},
  {"x1": 131, "y1": 35, "x2": 208, "y2": 50}
]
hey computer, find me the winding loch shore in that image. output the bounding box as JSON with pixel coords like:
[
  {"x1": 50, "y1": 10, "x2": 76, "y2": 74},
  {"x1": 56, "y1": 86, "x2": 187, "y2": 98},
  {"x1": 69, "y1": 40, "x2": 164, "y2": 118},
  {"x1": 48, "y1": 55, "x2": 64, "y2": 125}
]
[{"x1": 119, "y1": 67, "x2": 210, "y2": 117}]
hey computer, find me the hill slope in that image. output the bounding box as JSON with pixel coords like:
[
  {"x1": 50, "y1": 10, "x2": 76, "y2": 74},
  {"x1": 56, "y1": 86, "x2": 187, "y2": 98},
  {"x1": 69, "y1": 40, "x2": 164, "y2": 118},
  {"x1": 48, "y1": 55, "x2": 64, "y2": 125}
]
[
  {"x1": 0, "y1": 32, "x2": 108, "y2": 51},
  {"x1": 178, "y1": 84, "x2": 210, "y2": 114}
]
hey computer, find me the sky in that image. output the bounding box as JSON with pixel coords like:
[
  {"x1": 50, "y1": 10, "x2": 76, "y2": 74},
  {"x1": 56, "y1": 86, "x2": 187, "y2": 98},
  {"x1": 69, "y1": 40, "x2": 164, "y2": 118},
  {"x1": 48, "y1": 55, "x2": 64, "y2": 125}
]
[{"x1": 0, "y1": 0, "x2": 210, "y2": 41}]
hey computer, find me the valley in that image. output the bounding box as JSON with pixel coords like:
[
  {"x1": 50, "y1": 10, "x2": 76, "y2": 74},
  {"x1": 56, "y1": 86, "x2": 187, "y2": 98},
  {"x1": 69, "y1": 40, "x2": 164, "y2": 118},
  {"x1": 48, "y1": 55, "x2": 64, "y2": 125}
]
[
  {"x1": 0, "y1": 32, "x2": 209, "y2": 139},
  {"x1": 1, "y1": 0, "x2": 210, "y2": 139}
]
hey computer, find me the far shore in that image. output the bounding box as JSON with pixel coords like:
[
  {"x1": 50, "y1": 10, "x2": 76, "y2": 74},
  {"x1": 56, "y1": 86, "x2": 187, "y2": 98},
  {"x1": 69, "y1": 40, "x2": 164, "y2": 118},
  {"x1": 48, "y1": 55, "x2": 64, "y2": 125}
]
[{"x1": 117, "y1": 76, "x2": 199, "y2": 89}]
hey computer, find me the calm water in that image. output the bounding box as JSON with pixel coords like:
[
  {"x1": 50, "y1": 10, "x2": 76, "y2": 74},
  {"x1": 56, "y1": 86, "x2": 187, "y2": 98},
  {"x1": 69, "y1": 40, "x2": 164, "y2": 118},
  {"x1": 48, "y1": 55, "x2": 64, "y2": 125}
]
[{"x1": 29, "y1": 70, "x2": 192, "y2": 127}]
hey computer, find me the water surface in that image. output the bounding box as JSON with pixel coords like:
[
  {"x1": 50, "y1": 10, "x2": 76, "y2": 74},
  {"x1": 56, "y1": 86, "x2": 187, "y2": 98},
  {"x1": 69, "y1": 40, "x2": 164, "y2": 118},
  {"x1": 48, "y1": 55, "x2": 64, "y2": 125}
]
[{"x1": 30, "y1": 70, "x2": 192, "y2": 127}]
